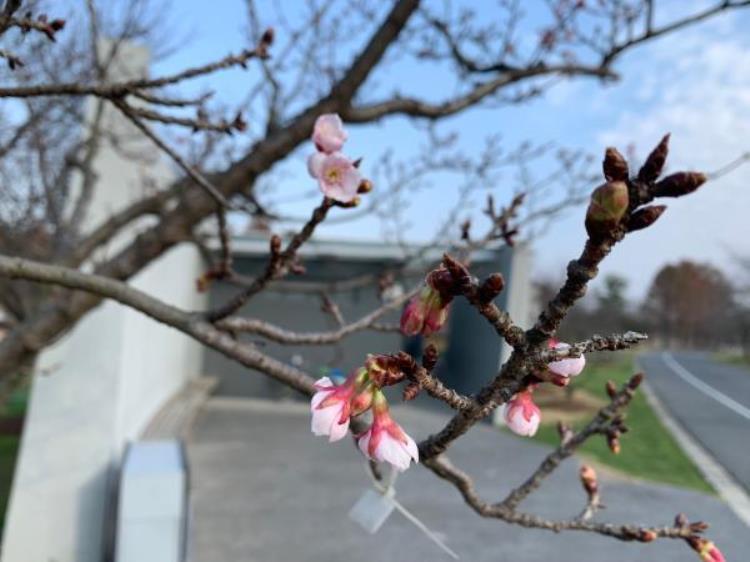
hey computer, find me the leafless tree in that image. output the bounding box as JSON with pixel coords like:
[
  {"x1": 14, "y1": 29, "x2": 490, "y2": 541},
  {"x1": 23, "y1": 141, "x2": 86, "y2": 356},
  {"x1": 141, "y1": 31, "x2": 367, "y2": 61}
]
[
  {"x1": 643, "y1": 260, "x2": 735, "y2": 349},
  {"x1": 0, "y1": 1, "x2": 748, "y2": 558}
]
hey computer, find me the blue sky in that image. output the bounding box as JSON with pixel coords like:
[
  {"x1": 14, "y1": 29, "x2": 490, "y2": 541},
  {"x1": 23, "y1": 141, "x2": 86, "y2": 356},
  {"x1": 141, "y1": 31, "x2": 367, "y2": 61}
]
[{"x1": 144, "y1": 0, "x2": 750, "y2": 302}]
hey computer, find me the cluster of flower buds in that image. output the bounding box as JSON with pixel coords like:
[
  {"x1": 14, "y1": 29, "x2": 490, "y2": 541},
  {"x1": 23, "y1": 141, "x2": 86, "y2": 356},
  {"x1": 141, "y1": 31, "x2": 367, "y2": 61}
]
[
  {"x1": 585, "y1": 135, "x2": 707, "y2": 241},
  {"x1": 307, "y1": 114, "x2": 371, "y2": 204},
  {"x1": 19, "y1": 13, "x2": 66, "y2": 42},
  {"x1": 400, "y1": 267, "x2": 455, "y2": 336},
  {"x1": 310, "y1": 355, "x2": 418, "y2": 472},
  {"x1": 504, "y1": 340, "x2": 587, "y2": 437},
  {"x1": 602, "y1": 379, "x2": 630, "y2": 454}
]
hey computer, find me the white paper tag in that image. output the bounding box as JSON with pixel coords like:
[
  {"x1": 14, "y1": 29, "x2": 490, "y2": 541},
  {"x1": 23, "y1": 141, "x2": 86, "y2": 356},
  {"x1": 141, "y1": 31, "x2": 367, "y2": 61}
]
[{"x1": 348, "y1": 488, "x2": 396, "y2": 534}]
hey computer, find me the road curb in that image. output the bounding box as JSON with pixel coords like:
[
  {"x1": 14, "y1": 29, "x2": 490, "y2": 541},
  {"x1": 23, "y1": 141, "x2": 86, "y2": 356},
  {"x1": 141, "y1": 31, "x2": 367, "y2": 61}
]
[{"x1": 637, "y1": 373, "x2": 750, "y2": 527}]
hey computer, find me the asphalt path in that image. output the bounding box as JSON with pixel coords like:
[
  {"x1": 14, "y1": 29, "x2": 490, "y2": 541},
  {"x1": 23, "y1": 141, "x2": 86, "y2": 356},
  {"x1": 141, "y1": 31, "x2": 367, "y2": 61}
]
[
  {"x1": 189, "y1": 396, "x2": 750, "y2": 561},
  {"x1": 638, "y1": 351, "x2": 750, "y2": 492}
]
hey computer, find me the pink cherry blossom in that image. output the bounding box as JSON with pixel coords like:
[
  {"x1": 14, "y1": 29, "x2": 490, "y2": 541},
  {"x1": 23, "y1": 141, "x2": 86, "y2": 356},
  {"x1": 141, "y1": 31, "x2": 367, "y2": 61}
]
[
  {"x1": 357, "y1": 391, "x2": 418, "y2": 472},
  {"x1": 307, "y1": 152, "x2": 361, "y2": 203},
  {"x1": 547, "y1": 341, "x2": 586, "y2": 377},
  {"x1": 310, "y1": 372, "x2": 373, "y2": 442},
  {"x1": 502, "y1": 390, "x2": 541, "y2": 437},
  {"x1": 310, "y1": 376, "x2": 354, "y2": 442},
  {"x1": 312, "y1": 113, "x2": 348, "y2": 154}
]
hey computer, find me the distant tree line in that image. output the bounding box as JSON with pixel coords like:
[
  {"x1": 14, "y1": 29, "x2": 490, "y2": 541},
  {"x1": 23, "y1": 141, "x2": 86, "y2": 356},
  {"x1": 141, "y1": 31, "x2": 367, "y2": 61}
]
[{"x1": 537, "y1": 259, "x2": 750, "y2": 356}]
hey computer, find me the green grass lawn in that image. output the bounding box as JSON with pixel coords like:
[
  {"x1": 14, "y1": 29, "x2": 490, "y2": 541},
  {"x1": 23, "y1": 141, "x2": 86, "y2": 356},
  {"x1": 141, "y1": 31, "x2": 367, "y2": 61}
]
[
  {"x1": 714, "y1": 351, "x2": 750, "y2": 371},
  {"x1": 531, "y1": 355, "x2": 713, "y2": 494}
]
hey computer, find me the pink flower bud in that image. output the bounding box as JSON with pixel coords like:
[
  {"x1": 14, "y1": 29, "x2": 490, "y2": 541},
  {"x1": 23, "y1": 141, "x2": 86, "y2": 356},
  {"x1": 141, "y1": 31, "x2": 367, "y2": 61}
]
[
  {"x1": 400, "y1": 296, "x2": 426, "y2": 335},
  {"x1": 307, "y1": 152, "x2": 362, "y2": 203},
  {"x1": 688, "y1": 537, "x2": 726, "y2": 562},
  {"x1": 357, "y1": 391, "x2": 418, "y2": 472},
  {"x1": 312, "y1": 113, "x2": 348, "y2": 154},
  {"x1": 400, "y1": 282, "x2": 450, "y2": 336},
  {"x1": 502, "y1": 390, "x2": 541, "y2": 437},
  {"x1": 310, "y1": 370, "x2": 373, "y2": 442},
  {"x1": 547, "y1": 341, "x2": 586, "y2": 378}
]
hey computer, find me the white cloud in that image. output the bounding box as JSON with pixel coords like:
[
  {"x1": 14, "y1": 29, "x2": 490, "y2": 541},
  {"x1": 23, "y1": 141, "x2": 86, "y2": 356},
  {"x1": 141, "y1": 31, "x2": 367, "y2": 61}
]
[{"x1": 535, "y1": 11, "x2": 750, "y2": 301}]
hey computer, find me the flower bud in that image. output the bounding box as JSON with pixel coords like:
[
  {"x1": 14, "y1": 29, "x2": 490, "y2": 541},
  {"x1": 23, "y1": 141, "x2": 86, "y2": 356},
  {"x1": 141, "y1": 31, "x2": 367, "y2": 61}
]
[
  {"x1": 260, "y1": 27, "x2": 275, "y2": 47},
  {"x1": 312, "y1": 113, "x2": 347, "y2": 154},
  {"x1": 422, "y1": 344, "x2": 439, "y2": 371},
  {"x1": 605, "y1": 380, "x2": 617, "y2": 399},
  {"x1": 602, "y1": 147, "x2": 629, "y2": 182},
  {"x1": 639, "y1": 530, "x2": 658, "y2": 543},
  {"x1": 580, "y1": 464, "x2": 598, "y2": 496},
  {"x1": 502, "y1": 390, "x2": 541, "y2": 437},
  {"x1": 547, "y1": 341, "x2": 586, "y2": 378},
  {"x1": 441, "y1": 254, "x2": 472, "y2": 293},
  {"x1": 365, "y1": 354, "x2": 405, "y2": 387},
  {"x1": 479, "y1": 273, "x2": 505, "y2": 303},
  {"x1": 585, "y1": 181, "x2": 629, "y2": 240},
  {"x1": 687, "y1": 537, "x2": 726, "y2": 562},
  {"x1": 627, "y1": 205, "x2": 667, "y2": 232},
  {"x1": 357, "y1": 178, "x2": 373, "y2": 194},
  {"x1": 400, "y1": 273, "x2": 452, "y2": 336},
  {"x1": 690, "y1": 521, "x2": 709, "y2": 533},
  {"x1": 628, "y1": 372, "x2": 644, "y2": 389},
  {"x1": 402, "y1": 381, "x2": 421, "y2": 401},
  {"x1": 607, "y1": 432, "x2": 621, "y2": 454},
  {"x1": 653, "y1": 172, "x2": 707, "y2": 198},
  {"x1": 638, "y1": 134, "x2": 670, "y2": 182}
]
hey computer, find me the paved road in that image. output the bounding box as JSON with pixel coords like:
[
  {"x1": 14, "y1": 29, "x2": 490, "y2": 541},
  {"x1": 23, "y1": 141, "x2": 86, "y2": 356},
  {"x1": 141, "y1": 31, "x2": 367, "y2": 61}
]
[
  {"x1": 638, "y1": 351, "x2": 750, "y2": 492},
  {"x1": 188, "y1": 397, "x2": 750, "y2": 562}
]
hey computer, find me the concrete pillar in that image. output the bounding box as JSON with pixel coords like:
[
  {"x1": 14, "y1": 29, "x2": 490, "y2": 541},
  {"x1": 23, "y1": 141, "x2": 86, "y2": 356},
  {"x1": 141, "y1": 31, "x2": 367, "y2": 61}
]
[
  {"x1": 2, "y1": 42, "x2": 206, "y2": 561},
  {"x1": 493, "y1": 242, "x2": 533, "y2": 425}
]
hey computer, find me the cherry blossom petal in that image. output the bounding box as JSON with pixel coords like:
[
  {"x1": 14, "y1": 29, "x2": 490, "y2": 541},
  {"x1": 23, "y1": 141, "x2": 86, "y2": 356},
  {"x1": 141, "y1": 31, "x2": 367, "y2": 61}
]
[
  {"x1": 311, "y1": 404, "x2": 341, "y2": 436},
  {"x1": 377, "y1": 437, "x2": 411, "y2": 472},
  {"x1": 328, "y1": 415, "x2": 350, "y2": 442},
  {"x1": 307, "y1": 152, "x2": 326, "y2": 178},
  {"x1": 357, "y1": 431, "x2": 372, "y2": 457}
]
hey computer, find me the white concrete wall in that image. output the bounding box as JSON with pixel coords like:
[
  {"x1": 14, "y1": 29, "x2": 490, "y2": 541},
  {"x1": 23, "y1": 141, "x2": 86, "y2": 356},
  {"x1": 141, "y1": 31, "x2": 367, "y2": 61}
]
[{"x1": 2, "y1": 42, "x2": 207, "y2": 562}]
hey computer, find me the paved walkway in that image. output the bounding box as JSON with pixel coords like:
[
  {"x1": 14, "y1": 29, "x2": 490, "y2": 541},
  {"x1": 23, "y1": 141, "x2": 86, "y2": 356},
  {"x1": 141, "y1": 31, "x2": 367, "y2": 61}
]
[
  {"x1": 187, "y1": 398, "x2": 750, "y2": 562},
  {"x1": 639, "y1": 351, "x2": 750, "y2": 491}
]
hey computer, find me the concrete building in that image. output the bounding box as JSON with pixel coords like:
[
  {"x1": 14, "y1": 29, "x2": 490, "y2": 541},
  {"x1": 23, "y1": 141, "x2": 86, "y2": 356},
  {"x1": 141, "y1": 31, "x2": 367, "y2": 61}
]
[
  {"x1": 0, "y1": 45, "x2": 532, "y2": 561},
  {"x1": 204, "y1": 236, "x2": 530, "y2": 400}
]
